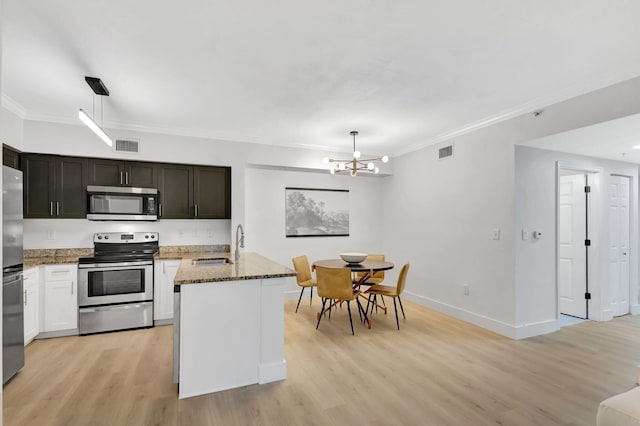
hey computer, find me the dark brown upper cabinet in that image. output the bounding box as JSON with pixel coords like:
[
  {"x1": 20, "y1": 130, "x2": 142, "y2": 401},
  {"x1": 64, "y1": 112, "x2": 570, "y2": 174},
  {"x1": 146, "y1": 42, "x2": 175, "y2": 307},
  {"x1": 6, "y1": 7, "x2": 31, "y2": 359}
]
[
  {"x1": 22, "y1": 154, "x2": 88, "y2": 218},
  {"x1": 157, "y1": 164, "x2": 231, "y2": 219},
  {"x1": 2, "y1": 144, "x2": 21, "y2": 170},
  {"x1": 158, "y1": 163, "x2": 193, "y2": 219},
  {"x1": 88, "y1": 159, "x2": 157, "y2": 188},
  {"x1": 194, "y1": 166, "x2": 231, "y2": 219}
]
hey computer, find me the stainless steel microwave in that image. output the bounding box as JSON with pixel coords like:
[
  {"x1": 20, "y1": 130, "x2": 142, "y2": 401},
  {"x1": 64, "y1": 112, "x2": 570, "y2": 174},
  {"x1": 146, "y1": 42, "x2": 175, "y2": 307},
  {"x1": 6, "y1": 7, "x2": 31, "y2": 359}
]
[{"x1": 87, "y1": 185, "x2": 158, "y2": 221}]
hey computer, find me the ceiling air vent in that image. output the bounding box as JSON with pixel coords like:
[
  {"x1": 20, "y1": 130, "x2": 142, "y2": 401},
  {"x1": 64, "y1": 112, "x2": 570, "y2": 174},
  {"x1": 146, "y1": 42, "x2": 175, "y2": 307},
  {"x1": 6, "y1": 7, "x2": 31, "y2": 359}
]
[
  {"x1": 114, "y1": 139, "x2": 139, "y2": 154},
  {"x1": 438, "y1": 144, "x2": 454, "y2": 160}
]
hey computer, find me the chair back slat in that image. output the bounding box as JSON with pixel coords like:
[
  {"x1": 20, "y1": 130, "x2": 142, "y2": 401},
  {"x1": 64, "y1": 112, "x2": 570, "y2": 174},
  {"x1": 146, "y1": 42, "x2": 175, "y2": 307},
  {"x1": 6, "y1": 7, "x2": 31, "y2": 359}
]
[
  {"x1": 316, "y1": 266, "x2": 353, "y2": 300},
  {"x1": 292, "y1": 255, "x2": 312, "y2": 285},
  {"x1": 355, "y1": 254, "x2": 385, "y2": 281},
  {"x1": 396, "y1": 263, "x2": 410, "y2": 295}
]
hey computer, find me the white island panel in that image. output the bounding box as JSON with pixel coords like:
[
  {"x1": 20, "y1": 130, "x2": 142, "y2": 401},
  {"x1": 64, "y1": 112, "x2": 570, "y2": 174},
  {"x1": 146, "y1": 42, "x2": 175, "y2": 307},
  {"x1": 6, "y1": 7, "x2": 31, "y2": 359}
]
[
  {"x1": 259, "y1": 277, "x2": 287, "y2": 384},
  {"x1": 179, "y1": 279, "x2": 260, "y2": 399}
]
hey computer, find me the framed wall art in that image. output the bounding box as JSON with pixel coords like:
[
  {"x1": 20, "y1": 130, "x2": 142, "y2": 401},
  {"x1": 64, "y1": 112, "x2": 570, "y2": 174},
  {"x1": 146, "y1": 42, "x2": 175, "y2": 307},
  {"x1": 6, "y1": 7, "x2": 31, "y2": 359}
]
[{"x1": 285, "y1": 187, "x2": 349, "y2": 237}]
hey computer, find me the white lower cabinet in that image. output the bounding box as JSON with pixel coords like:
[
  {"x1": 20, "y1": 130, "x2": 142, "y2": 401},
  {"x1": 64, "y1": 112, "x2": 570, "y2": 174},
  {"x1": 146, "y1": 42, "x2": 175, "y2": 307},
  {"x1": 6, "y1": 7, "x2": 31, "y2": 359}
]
[
  {"x1": 43, "y1": 265, "x2": 78, "y2": 332},
  {"x1": 154, "y1": 260, "x2": 180, "y2": 322},
  {"x1": 23, "y1": 267, "x2": 40, "y2": 344}
]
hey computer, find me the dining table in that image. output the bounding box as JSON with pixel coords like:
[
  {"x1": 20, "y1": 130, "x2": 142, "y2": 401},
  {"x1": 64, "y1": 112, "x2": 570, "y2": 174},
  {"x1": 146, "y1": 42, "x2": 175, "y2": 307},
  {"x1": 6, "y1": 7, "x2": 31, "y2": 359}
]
[{"x1": 312, "y1": 258, "x2": 395, "y2": 327}]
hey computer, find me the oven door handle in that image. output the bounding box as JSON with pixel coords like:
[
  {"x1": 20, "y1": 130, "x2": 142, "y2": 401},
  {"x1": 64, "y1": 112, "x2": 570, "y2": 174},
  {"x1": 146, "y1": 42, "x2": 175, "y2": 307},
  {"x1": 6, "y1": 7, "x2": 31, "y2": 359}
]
[{"x1": 78, "y1": 260, "x2": 153, "y2": 269}]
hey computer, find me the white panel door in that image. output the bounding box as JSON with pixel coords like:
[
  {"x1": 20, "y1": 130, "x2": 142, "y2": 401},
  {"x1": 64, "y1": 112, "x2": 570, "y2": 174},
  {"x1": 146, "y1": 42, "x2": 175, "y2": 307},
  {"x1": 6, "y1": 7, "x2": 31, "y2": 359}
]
[
  {"x1": 558, "y1": 174, "x2": 587, "y2": 318},
  {"x1": 609, "y1": 175, "x2": 630, "y2": 317}
]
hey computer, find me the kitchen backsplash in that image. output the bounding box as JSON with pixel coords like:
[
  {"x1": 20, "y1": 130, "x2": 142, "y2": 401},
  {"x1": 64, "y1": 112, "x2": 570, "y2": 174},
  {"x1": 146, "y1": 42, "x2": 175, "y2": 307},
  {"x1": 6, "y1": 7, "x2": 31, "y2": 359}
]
[{"x1": 23, "y1": 219, "x2": 231, "y2": 249}]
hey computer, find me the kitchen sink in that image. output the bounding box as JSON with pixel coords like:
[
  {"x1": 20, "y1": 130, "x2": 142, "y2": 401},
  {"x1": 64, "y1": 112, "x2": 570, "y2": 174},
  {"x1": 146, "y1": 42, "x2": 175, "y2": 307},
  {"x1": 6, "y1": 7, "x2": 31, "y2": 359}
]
[{"x1": 192, "y1": 257, "x2": 233, "y2": 266}]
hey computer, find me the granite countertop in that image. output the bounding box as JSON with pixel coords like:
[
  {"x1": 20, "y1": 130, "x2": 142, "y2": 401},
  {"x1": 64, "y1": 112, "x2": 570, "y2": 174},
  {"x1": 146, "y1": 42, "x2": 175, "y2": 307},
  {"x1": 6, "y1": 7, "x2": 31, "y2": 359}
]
[
  {"x1": 155, "y1": 245, "x2": 230, "y2": 260},
  {"x1": 173, "y1": 252, "x2": 296, "y2": 285},
  {"x1": 22, "y1": 245, "x2": 232, "y2": 268},
  {"x1": 23, "y1": 248, "x2": 93, "y2": 269}
]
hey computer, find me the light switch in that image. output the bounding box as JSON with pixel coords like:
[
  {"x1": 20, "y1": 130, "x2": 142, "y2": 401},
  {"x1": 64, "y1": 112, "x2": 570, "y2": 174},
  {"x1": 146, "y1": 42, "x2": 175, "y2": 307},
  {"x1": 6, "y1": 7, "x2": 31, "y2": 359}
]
[
  {"x1": 522, "y1": 228, "x2": 529, "y2": 241},
  {"x1": 46, "y1": 230, "x2": 56, "y2": 240},
  {"x1": 492, "y1": 228, "x2": 501, "y2": 240}
]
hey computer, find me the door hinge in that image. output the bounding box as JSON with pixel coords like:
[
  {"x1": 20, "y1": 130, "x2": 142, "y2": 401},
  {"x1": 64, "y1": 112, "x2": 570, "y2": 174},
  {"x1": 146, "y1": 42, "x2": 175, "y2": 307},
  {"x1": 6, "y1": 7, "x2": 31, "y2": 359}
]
[
  {"x1": 585, "y1": 292, "x2": 591, "y2": 300},
  {"x1": 585, "y1": 239, "x2": 591, "y2": 246},
  {"x1": 584, "y1": 185, "x2": 591, "y2": 193}
]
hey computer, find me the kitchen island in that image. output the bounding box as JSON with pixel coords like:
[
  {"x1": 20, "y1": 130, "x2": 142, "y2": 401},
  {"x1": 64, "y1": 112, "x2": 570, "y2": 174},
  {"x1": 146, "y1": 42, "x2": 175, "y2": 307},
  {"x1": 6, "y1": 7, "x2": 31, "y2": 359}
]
[{"x1": 172, "y1": 252, "x2": 296, "y2": 399}]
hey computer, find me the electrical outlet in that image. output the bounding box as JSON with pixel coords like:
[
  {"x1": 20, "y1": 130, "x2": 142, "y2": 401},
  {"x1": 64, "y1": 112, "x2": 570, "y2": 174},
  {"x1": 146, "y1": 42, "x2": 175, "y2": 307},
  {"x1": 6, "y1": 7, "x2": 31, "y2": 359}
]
[
  {"x1": 192, "y1": 229, "x2": 199, "y2": 237},
  {"x1": 492, "y1": 228, "x2": 501, "y2": 240},
  {"x1": 46, "y1": 230, "x2": 56, "y2": 240},
  {"x1": 207, "y1": 229, "x2": 215, "y2": 238},
  {"x1": 178, "y1": 229, "x2": 185, "y2": 237},
  {"x1": 463, "y1": 284, "x2": 470, "y2": 296}
]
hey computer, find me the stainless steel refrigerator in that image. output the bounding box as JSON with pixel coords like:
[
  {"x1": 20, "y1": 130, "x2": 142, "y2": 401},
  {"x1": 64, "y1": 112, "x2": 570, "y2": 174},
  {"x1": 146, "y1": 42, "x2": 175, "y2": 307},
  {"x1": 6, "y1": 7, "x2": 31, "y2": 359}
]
[{"x1": 3, "y1": 165, "x2": 24, "y2": 385}]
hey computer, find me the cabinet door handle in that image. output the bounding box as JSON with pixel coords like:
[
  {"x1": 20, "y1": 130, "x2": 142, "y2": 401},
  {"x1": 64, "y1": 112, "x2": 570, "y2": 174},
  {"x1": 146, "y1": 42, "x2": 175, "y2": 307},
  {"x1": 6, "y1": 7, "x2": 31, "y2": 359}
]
[
  {"x1": 125, "y1": 172, "x2": 129, "y2": 185},
  {"x1": 24, "y1": 289, "x2": 27, "y2": 306},
  {"x1": 195, "y1": 204, "x2": 198, "y2": 217},
  {"x1": 56, "y1": 201, "x2": 60, "y2": 216},
  {"x1": 159, "y1": 204, "x2": 162, "y2": 217},
  {"x1": 71, "y1": 283, "x2": 74, "y2": 296},
  {"x1": 120, "y1": 171, "x2": 124, "y2": 185},
  {"x1": 50, "y1": 202, "x2": 54, "y2": 216}
]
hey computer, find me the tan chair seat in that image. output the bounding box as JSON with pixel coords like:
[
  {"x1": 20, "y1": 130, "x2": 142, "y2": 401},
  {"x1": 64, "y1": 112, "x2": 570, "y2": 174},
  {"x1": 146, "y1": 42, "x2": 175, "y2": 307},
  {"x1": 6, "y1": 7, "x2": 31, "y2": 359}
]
[
  {"x1": 365, "y1": 284, "x2": 398, "y2": 297},
  {"x1": 299, "y1": 278, "x2": 317, "y2": 287}
]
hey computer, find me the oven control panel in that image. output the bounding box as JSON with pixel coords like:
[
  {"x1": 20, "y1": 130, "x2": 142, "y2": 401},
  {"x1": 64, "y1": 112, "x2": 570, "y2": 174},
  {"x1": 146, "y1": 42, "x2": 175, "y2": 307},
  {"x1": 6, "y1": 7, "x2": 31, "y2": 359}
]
[{"x1": 94, "y1": 232, "x2": 159, "y2": 243}]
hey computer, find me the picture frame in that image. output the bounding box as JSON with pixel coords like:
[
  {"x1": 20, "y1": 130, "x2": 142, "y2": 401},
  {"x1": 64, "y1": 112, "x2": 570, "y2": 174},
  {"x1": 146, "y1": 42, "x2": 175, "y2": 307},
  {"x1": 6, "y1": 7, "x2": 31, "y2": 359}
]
[{"x1": 285, "y1": 187, "x2": 349, "y2": 237}]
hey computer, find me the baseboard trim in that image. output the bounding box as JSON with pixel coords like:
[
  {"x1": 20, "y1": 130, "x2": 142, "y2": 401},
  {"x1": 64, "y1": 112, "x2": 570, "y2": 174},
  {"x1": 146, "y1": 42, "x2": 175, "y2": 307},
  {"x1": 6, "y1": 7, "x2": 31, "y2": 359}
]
[
  {"x1": 259, "y1": 360, "x2": 287, "y2": 384},
  {"x1": 36, "y1": 328, "x2": 79, "y2": 339},
  {"x1": 154, "y1": 319, "x2": 173, "y2": 326},
  {"x1": 403, "y1": 291, "x2": 557, "y2": 340},
  {"x1": 632, "y1": 304, "x2": 640, "y2": 315}
]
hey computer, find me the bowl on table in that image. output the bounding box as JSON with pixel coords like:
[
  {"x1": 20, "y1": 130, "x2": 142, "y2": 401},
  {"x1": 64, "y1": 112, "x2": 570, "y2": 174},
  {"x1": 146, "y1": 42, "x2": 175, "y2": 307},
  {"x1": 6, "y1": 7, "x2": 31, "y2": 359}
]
[{"x1": 339, "y1": 252, "x2": 367, "y2": 264}]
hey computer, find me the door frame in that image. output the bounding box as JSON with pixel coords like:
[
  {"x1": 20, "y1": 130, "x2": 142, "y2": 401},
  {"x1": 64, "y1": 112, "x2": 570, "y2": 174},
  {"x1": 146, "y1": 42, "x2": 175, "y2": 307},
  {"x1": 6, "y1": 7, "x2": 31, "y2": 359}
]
[{"x1": 555, "y1": 163, "x2": 601, "y2": 322}]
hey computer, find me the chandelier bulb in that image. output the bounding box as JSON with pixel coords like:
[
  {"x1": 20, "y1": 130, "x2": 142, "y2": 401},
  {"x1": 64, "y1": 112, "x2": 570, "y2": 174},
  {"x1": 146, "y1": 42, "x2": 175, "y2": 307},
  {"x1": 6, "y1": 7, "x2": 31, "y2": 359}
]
[
  {"x1": 322, "y1": 157, "x2": 330, "y2": 164},
  {"x1": 338, "y1": 163, "x2": 346, "y2": 171},
  {"x1": 330, "y1": 167, "x2": 335, "y2": 175},
  {"x1": 353, "y1": 150, "x2": 361, "y2": 160},
  {"x1": 374, "y1": 167, "x2": 380, "y2": 174},
  {"x1": 350, "y1": 169, "x2": 357, "y2": 177},
  {"x1": 381, "y1": 155, "x2": 389, "y2": 163},
  {"x1": 367, "y1": 162, "x2": 374, "y2": 170}
]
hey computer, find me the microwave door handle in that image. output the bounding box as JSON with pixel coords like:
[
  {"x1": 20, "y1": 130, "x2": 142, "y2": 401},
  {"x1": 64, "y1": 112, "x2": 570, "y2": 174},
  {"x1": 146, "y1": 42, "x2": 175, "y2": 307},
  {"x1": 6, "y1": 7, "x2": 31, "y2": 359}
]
[
  {"x1": 125, "y1": 172, "x2": 129, "y2": 185},
  {"x1": 159, "y1": 203, "x2": 162, "y2": 218},
  {"x1": 120, "y1": 171, "x2": 124, "y2": 185}
]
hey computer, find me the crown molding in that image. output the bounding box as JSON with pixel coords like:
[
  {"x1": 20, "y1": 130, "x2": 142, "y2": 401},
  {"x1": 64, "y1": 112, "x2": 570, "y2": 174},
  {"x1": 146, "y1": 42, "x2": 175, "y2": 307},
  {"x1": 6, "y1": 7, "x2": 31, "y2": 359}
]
[
  {"x1": 392, "y1": 71, "x2": 640, "y2": 157},
  {"x1": 1, "y1": 94, "x2": 27, "y2": 119}
]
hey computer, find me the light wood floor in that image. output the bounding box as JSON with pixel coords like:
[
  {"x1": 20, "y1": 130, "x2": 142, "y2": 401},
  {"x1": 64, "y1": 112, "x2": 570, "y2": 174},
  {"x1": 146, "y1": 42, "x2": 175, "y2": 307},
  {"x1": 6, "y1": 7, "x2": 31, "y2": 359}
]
[{"x1": 4, "y1": 299, "x2": 640, "y2": 425}]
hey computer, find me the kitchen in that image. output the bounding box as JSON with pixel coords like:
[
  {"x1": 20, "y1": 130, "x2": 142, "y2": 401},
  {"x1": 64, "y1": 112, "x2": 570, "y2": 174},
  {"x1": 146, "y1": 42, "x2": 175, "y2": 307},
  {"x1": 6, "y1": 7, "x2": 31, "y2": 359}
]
[{"x1": 3, "y1": 1, "x2": 640, "y2": 425}]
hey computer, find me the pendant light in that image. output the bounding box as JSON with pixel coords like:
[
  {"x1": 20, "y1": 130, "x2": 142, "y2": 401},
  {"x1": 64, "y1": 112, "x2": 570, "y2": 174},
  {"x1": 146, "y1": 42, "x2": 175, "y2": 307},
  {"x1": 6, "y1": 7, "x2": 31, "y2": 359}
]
[
  {"x1": 322, "y1": 131, "x2": 389, "y2": 176},
  {"x1": 79, "y1": 76, "x2": 113, "y2": 146}
]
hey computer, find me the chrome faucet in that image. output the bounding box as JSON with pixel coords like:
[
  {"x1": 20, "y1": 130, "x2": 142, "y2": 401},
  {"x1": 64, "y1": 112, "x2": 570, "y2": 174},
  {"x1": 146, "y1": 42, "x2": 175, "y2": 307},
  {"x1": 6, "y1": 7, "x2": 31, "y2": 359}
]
[{"x1": 235, "y1": 224, "x2": 245, "y2": 261}]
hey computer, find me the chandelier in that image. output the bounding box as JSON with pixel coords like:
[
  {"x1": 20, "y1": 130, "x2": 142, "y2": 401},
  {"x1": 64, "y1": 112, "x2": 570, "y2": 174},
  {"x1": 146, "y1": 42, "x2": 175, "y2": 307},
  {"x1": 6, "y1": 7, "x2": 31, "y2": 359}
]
[{"x1": 323, "y1": 131, "x2": 389, "y2": 176}]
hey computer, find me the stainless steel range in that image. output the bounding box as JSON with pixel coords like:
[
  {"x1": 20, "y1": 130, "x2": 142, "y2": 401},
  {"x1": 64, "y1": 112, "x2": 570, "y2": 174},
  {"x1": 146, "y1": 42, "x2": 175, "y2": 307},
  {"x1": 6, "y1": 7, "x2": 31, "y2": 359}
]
[{"x1": 77, "y1": 232, "x2": 158, "y2": 334}]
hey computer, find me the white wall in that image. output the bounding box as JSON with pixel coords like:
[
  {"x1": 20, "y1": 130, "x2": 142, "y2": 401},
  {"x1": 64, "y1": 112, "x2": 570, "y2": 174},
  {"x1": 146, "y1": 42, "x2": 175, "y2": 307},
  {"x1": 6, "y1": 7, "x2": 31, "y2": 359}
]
[
  {"x1": 383, "y1": 133, "x2": 517, "y2": 336},
  {"x1": 515, "y1": 146, "x2": 639, "y2": 331},
  {"x1": 383, "y1": 75, "x2": 640, "y2": 339},
  {"x1": 245, "y1": 166, "x2": 385, "y2": 298},
  {"x1": 0, "y1": 105, "x2": 23, "y2": 150}
]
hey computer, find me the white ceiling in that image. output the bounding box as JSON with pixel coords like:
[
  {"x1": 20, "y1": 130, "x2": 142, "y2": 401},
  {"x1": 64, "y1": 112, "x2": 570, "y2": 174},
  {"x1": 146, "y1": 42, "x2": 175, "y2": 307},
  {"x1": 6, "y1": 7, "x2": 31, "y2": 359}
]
[
  {"x1": 3, "y1": 0, "x2": 640, "y2": 156},
  {"x1": 521, "y1": 113, "x2": 640, "y2": 163}
]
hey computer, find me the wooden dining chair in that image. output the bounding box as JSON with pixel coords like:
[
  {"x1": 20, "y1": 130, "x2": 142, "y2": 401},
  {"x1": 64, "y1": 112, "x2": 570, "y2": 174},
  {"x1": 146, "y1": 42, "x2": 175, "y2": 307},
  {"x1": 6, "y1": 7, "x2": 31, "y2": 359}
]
[
  {"x1": 292, "y1": 255, "x2": 317, "y2": 313},
  {"x1": 315, "y1": 266, "x2": 368, "y2": 335},
  {"x1": 365, "y1": 263, "x2": 410, "y2": 330}
]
